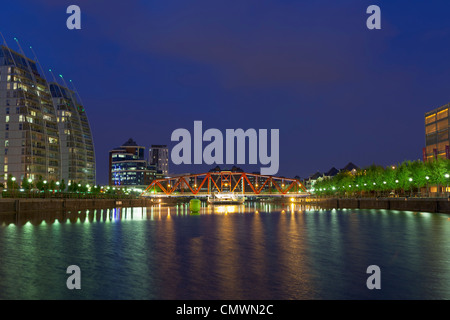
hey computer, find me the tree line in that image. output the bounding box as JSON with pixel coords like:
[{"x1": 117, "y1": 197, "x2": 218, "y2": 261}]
[{"x1": 311, "y1": 159, "x2": 450, "y2": 197}]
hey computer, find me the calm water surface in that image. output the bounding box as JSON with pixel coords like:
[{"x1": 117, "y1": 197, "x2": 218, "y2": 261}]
[{"x1": 1, "y1": 203, "x2": 450, "y2": 300}]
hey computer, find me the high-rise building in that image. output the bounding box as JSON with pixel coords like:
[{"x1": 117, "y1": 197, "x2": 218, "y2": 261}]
[
  {"x1": 50, "y1": 83, "x2": 95, "y2": 184},
  {"x1": 424, "y1": 104, "x2": 450, "y2": 161},
  {"x1": 0, "y1": 43, "x2": 95, "y2": 185},
  {"x1": 0, "y1": 44, "x2": 60, "y2": 183},
  {"x1": 109, "y1": 138, "x2": 162, "y2": 188},
  {"x1": 149, "y1": 144, "x2": 169, "y2": 176}
]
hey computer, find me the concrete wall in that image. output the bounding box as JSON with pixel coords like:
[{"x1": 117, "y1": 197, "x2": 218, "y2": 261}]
[
  {"x1": 304, "y1": 198, "x2": 450, "y2": 214},
  {"x1": 0, "y1": 198, "x2": 156, "y2": 213}
]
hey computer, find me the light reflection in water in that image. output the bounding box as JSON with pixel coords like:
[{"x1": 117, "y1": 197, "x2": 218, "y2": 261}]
[{"x1": 2, "y1": 203, "x2": 450, "y2": 299}]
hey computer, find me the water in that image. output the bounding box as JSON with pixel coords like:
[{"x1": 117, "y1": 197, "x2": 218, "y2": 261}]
[{"x1": 1, "y1": 203, "x2": 450, "y2": 300}]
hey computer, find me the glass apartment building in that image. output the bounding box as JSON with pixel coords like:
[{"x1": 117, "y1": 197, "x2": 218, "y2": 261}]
[
  {"x1": 109, "y1": 139, "x2": 163, "y2": 188},
  {"x1": 425, "y1": 104, "x2": 450, "y2": 161},
  {"x1": 0, "y1": 44, "x2": 95, "y2": 185},
  {"x1": 50, "y1": 83, "x2": 95, "y2": 184},
  {"x1": 0, "y1": 45, "x2": 60, "y2": 183}
]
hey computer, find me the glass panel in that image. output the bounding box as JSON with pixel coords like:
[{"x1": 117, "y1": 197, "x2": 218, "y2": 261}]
[
  {"x1": 438, "y1": 141, "x2": 448, "y2": 152},
  {"x1": 426, "y1": 124, "x2": 436, "y2": 134},
  {"x1": 437, "y1": 119, "x2": 448, "y2": 131},
  {"x1": 437, "y1": 108, "x2": 449, "y2": 120},
  {"x1": 426, "y1": 114, "x2": 436, "y2": 124}
]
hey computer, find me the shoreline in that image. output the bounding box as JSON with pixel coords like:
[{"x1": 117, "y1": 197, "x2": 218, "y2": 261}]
[
  {"x1": 3, "y1": 196, "x2": 450, "y2": 215},
  {"x1": 0, "y1": 196, "x2": 290, "y2": 214},
  {"x1": 299, "y1": 197, "x2": 450, "y2": 214}
]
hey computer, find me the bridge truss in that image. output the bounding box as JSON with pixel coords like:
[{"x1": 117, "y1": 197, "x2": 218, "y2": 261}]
[{"x1": 141, "y1": 172, "x2": 309, "y2": 197}]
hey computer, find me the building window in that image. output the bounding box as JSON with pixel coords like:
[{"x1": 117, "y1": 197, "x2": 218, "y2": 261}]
[
  {"x1": 426, "y1": 114, "x2": 436, "y2": 124},
  {"x1": 437, "y1": 120, "x2": 448, "y2": 132},
  {"x1": 438, "y1": 108, "x2": 449, "y2": 120},
  {"x1": 426, "y1": 124, "x2": 436, "y2": 135}
]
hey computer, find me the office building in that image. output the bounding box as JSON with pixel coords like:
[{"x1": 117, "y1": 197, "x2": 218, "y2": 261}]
[
  {"x1": 149, "y1": 144, "x2": 169, "y2": 176},
  {"x1": 424, "y1": 104, "x2": 450, "y2": 161},
  {"x1": 109, "y1": 138, "x2": 162, "y2": 188}
]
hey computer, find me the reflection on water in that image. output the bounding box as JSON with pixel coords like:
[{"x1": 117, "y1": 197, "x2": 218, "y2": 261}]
[
  {"x1": 0, "y1": 202, "x2": 319, "y2": 226},
  {"x1": 1, "y1": 202, "x2": 450, "y2": 299}
]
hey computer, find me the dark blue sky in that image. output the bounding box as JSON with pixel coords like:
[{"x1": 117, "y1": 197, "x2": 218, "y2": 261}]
[{"x1": 2, "y1": 0, "x2": 450, "y2": 184}]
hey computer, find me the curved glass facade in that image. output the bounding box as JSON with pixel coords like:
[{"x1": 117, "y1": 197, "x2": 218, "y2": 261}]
[
  {"x1": 50, "y1": 83, "x2": 95, "y2": 184},
  {"x1": 0, "y1": 44, "x2": 95, "y2": 185}
]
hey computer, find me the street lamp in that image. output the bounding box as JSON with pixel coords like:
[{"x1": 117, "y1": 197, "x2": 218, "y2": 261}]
[
  {"x1": 426, "y1": 176, "x2": 430, "y2": 197},
  {"x1": 11, "y1": 177, "x2": 16, "y2": 195},
  {"x1": 446, "y1": 174, "x2": 450, "y2": 197},
  {"x1": 409, "y1": 178, "x2": 413, "y2": 197}
]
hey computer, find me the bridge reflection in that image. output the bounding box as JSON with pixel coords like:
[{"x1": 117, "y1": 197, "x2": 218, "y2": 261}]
[{"x1": 0, "y1": 203, "x2": 323, "y2": 226}]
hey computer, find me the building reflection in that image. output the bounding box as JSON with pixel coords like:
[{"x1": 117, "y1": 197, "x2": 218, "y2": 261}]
[{"x1": 0, "y1": 202, "x2": 322, "y2": 226}]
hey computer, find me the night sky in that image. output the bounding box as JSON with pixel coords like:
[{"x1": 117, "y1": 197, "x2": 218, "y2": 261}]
[{"x1": 2, "y1": 0, "x2": 450, "y2": 185}]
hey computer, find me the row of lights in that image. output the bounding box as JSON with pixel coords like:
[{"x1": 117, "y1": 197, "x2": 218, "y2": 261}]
[
  {"x1": 312, "y1": 174, "x2": 450, "y2": 192},
  {"x1": 5, "y1": 178, "x2": 143, "y2": 194}
]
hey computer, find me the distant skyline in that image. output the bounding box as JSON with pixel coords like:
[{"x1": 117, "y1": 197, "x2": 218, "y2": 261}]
[{"x1": 2, "y1": 1, "x2": 450, "y2": 184}]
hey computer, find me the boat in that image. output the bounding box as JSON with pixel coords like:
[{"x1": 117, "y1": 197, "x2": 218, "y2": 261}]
[{"x1": 207, "y1": 192, "x2": 245, "y2": 204}]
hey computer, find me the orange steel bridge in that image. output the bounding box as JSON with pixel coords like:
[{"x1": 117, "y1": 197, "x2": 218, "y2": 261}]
[{"x1": 141, "y1": 171, "x2": 309, "y2": 197}]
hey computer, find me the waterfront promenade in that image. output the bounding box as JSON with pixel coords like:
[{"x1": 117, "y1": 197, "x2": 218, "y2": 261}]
[
  {"x1": 3, "y1": 196, "x2": 450, "y2": 214},
  {"x1": 0, "y1": 197, "x2": 187, "y2": 213},
  {"x1": 301, "y1": 197, "x2": 450, "y2": 214}
]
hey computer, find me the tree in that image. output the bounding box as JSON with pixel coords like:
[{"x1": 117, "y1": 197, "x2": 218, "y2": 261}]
[
  {"x1": 36, "y1": 175, "x2": 44, "y2": 191},
  {"x1": 60, "y1": 179, "x2": 66, "y2": 192}
]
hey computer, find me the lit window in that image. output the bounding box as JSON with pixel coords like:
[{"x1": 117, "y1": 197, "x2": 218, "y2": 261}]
[
  {"x1": 425, "y1": 114, "x2": 436, "y2": 124},
  {"x1": 438, "y1": 109, "x2": 449, "y2": 120}
]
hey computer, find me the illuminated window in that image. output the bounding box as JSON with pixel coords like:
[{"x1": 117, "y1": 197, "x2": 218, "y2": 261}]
[
  {"x1": 438, "y1": 108, "x2": 449, "y2": 120},
  {"x1": 438, "y1": 141, "x2": 448, "y2": 152},
  {"x1": 426, "y1": 124, "x2": 437, "y2": 134},
  {"x1": 426, "y1": 114, "x2": 436, "y2": 124},
  {"x1": 426, "y1": 144, "x2": 437, "y2": 154},
  {"x1": 437, "y1": 119, "x2": 448, "y2": 131},
  {"x1": 438, "y1": 130, "x2": 449, "y2": 142}
]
